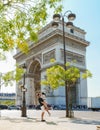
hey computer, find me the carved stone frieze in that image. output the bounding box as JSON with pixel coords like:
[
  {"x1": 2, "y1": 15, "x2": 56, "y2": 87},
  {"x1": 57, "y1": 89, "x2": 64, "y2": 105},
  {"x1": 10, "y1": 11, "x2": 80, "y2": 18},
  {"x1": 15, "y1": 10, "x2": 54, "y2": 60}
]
[
  {"x1": 61, "y1": 49, "x2": 85, "y2": 65},
  {"x1": 15, "y1": 36, "x2": 58, "y2": 64},
  {"x1": 43, "y1": 49, "x2": 55, "y2": 64},
  {"x1": 67, "y1": 40, "x2": 86, "y2": 51}
]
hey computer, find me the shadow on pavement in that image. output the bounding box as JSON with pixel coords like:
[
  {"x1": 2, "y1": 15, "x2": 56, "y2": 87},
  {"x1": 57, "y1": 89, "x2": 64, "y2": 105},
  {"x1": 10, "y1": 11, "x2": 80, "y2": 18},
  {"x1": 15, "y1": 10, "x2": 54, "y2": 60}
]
[
  {"x1": 57, "y1": 116, "x2": 100, "y2": 125},
  {"x1": 71, "y1": 118, "x2": 100, "y2": 125},
  {"x1": 0, "y1": 116, "x2": 38, "y2": 123},
  {"x1": 0, "y1": 116, "x2": 58, "y2": 126},
  {"x1": 45, "y1": 121, "x2": 57, "y2": 125}
]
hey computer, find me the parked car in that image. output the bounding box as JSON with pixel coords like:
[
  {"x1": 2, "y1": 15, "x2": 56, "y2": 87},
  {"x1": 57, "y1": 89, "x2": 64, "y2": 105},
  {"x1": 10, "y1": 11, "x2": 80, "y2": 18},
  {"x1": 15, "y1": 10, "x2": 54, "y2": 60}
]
[
  {"x1": 59, "y1": 105, "x2": 66, "y2": 110},
  {"x1": 36, "y1": 105, "x2": 41, "y2": 110},
  {"x1": 8, "y1": 105, "x2": 20, "y2": 110},
  {"x1": 27, "y1": 105, "x2": 36, "y2": 109},
  {"x1": 52, "y1": 104, "x2": 66, "y2": 110},
  {"x1": 0, "y1": 104, "x2": 8, "y2": 110},
  {"x1": 47, "y1": 104, "x2": 53, "y2": 110},
  {"x1": 52, "y1": 105, "x2": 61, "y2": 110}
]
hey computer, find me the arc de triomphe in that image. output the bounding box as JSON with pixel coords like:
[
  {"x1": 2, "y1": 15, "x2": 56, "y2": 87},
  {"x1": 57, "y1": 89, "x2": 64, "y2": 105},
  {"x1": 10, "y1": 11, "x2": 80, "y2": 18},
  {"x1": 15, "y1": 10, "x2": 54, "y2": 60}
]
[{"x1": 14, "y1": 21, "x2": 89, "y2": 107}]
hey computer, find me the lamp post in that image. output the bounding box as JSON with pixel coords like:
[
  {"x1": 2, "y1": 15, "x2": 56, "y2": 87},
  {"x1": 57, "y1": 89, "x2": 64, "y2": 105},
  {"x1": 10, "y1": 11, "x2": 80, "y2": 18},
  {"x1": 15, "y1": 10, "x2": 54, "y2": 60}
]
[
  {"x1": 21, "y1": 63, "x2": 27, "y2": 117},
  {"x1": 52, "y1": 10, "x2": 76, "y2": 117}
]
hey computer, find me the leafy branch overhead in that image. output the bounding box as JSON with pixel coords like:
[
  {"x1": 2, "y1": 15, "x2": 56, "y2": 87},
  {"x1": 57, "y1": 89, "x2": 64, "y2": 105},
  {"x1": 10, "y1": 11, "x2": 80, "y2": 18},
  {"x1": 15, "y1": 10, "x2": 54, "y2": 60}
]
[{"x1": 0, "y1": 0, "x2": 62, "y2": 53}]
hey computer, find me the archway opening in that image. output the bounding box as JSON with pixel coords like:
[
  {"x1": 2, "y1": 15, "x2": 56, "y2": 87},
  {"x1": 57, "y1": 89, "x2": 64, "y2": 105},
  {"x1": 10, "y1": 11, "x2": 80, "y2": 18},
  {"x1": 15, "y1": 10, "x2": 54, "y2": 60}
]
[{"x1": 29, "y1": 60, "x2": 41, "y2": 105}]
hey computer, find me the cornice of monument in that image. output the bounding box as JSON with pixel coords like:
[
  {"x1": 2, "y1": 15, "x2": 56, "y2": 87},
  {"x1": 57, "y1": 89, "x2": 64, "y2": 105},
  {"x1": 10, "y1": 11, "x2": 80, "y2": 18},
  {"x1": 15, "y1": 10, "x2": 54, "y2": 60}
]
[
  {"x1": 14, "y1": 21, "x2": 90, "y2": 59},
  {"x1": 39, "y1": 21, "x2": 86, "y2": 35},
  {"x1": 30, "y1": 28, "x2": 89, "y2": 51}
]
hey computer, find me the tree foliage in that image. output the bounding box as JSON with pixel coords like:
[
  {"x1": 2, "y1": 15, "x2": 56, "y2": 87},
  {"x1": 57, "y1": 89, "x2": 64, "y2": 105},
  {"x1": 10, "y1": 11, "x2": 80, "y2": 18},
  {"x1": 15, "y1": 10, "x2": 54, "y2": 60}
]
[
  {"x1": 41, "y1": 60, "x2": 92, "y2": 90},
  {"x1": 0, "y1": 0, "x2": 62, "y2": 53},
  {"x1": 1, "y1": 64, "x2": 25, "y2": 86},
  {"x1": 0, "y1": 100, "x2": 15, "y2": 106}
]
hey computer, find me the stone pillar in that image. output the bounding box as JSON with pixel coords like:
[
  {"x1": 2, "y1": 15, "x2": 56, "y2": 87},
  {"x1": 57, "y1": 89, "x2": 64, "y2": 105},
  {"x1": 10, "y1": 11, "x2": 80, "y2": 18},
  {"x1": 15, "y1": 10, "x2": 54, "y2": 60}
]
[
  {"x1": 78, "y1": 72, "x2": 88, "y2": 105},
  {"x1": 26, "y1": 77, "x2": 35, "y2": 106},
  {"x1": 79, "y1": 78, "x2": 88, "y2": 105},
  {"x1": 56, "y1": 45, "x2": 61, "y2": 62},
  {"x1": 76, "y1": 83, "x2": 80, "y2": 105},
  {"x1": 16, "y1": 82, "x2": 23, "y2": 106}
]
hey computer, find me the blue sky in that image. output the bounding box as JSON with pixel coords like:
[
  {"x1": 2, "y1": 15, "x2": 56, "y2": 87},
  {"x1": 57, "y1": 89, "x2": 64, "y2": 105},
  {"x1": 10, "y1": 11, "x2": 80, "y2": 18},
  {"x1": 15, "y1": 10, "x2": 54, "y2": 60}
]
[{"x1": 63, "y1": 0, "x2": 100, "y2": 97}]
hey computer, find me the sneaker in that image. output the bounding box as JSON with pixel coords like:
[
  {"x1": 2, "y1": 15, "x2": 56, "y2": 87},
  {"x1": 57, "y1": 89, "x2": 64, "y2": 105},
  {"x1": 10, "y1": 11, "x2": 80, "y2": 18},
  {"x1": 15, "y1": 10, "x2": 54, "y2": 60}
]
[{"x1": 41, "y1": 120, "x2": 45, "y2": 122}]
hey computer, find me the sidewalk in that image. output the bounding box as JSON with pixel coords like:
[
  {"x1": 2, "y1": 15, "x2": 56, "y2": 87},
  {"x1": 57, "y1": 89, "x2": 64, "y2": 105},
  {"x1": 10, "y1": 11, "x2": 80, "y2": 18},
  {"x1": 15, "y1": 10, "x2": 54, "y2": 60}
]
[{"x1": 0, "y1": 110, "x2": 100, "y2": 130}]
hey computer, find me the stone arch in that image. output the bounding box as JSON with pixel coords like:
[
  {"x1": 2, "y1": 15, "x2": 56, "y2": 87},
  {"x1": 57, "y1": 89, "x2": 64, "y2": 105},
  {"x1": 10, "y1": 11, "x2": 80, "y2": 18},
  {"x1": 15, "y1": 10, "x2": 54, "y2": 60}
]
[{"x1": 28, "y1": 60, "x2": 41, "y2": 105}]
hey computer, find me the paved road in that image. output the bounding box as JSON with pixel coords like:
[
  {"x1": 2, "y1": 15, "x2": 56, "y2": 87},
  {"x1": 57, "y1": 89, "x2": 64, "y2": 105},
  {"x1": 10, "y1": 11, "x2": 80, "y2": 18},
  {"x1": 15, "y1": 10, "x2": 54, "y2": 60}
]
[{"x1": 0, "y1": 110, "x2": 100, "y2": 130}]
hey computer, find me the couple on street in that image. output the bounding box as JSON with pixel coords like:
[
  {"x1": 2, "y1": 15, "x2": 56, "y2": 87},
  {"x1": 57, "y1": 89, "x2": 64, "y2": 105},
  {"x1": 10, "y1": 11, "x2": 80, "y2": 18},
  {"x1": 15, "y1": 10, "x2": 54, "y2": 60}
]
[{"x1": 37, "y1": 92, "x2": 51, "y2": 122}]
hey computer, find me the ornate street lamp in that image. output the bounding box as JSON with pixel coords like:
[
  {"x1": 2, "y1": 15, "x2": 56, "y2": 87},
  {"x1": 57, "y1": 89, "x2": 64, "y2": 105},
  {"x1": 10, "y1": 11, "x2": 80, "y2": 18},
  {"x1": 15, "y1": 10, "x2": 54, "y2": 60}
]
[
  {"x1": 52, "y1": 10, "x2": 76, "y2": 117},
  {"x1": 21, "y1": 63, "x2": 27, "y2": 117}
]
